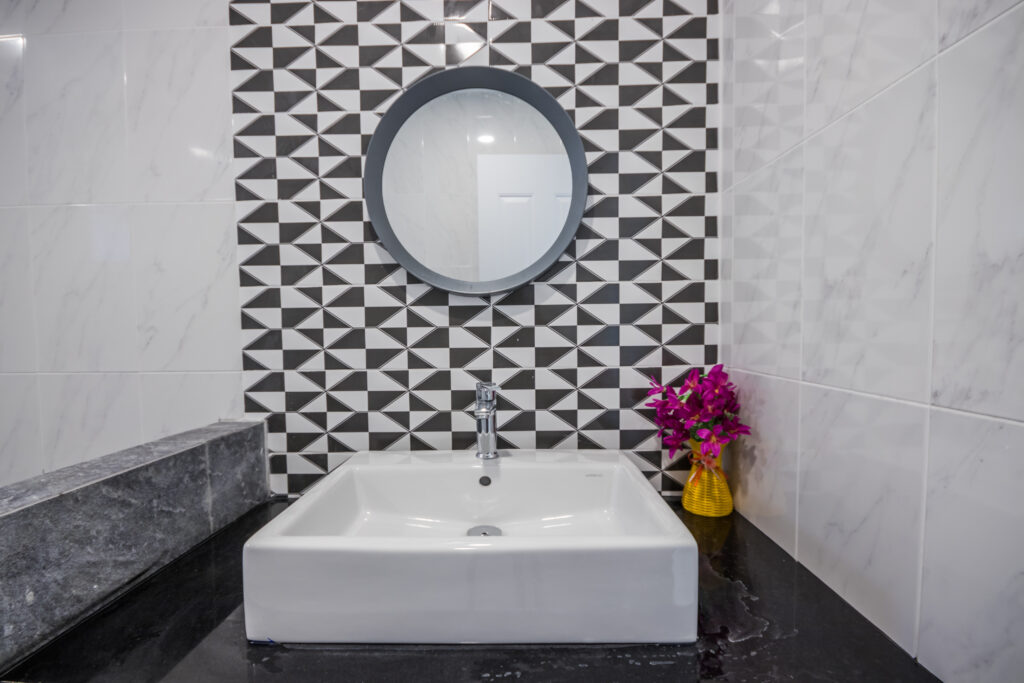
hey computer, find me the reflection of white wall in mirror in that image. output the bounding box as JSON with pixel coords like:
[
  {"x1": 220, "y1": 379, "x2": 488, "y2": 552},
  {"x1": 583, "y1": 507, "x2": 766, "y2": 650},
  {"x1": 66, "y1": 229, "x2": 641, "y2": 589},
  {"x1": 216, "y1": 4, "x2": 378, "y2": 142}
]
[
  {"x1": 381, "y1": 88, "x2": 571, "y2": 282},
  {"x1": 477, "y1": 155, "x2": 572, "y2": 279}
]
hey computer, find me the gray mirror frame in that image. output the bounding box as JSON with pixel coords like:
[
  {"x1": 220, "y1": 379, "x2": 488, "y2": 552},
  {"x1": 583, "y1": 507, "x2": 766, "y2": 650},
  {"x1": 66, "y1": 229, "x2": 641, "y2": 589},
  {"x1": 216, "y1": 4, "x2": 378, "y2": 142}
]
[{"x1": 363, "y1": 66, "x2": 589, "y2": 296}]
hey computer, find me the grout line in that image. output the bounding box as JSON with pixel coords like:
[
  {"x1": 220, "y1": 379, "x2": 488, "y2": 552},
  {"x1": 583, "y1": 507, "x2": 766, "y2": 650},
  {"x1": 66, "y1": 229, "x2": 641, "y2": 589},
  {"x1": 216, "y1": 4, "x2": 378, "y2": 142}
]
[
  {"x1": 928, "y1": 404, "x2": 1024, "y2": 426},
  {"x1": 0, "y1": 199, "x2": 235, "y2": 209},
  {"x1": 4, "y1": 24, "x2": 233, "y2": 40},
  {"x1": 726, "y1": 50, "x2": 943, "y2": 193},
  {"x1": 731, "y1": 367, "x2": 1024, "y2": 428},
  {"x1": 935, "y1": 0, "x2": 1024, "y2": 54},
  {"x1": 0, "y1": 370, "x2": 244, "y2": 376},
  {"x1": 794, "y1": 2, "x2": 807, "y2": 559}
]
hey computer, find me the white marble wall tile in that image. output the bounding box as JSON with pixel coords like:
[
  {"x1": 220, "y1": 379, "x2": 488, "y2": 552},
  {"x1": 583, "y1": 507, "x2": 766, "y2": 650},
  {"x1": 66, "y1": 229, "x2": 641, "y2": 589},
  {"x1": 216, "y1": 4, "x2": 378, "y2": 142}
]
[
  {"x1": 131, "y1": 203, "x2": 242, "y2": 372},
  {"x1": 24, "y1": 31, "x2": 128, "y2": 204},
  {"x1": 732, "y1": 0, "x2": 804, "y2": 180},
  {"x1": 36, "y1": 373, "x2": 143, "y2": 471},
  {"x1": 123, "y1": 0, "x2": 227, "y2": 30},
  {"x1": 124, "y1": 27, "x2": 233, "y2": 202},
  {"x1": 0, "y1": 1, "x2": 24, "y2": 34},
  {"x1": 932, "y1": 4, "x2": 1024, "y2": 423},
  {"x1": 805, "y1": 0, "x2": 935, "y2": 134},
  {"x1": 0, "y1": 34, "x2": 26, "y2": 206},
  {"x1": 727, "y1": 370, "x2": 800, "y2": 556},
  {"x1": 0, "y1": 207, "x2": 34, "y2": 371},
  {"x1": 0, "y1": 373, "x2": 42, "y2": 487},
  {"x1": 29, "y1": 205, "x2": 139, "y2": 372},
  {"x1": 938, "y1": 0, "x2": 1023, "y2": 49},
  {"x1": 918, "y1": 409, "x2": 1024, "y2": 681},
  {"x1": 11, "y1": 0, "x2": 122, "y2": 35},
  {"x1": 139, "y1": 372, "x2": 244, "y2": 442},
  {"x1": 801, "y1": 64, "x2": 935, "y2": 402},
  {"x1": 719, "y1": 187, "x2": 734, "y2": 364},
  {"x1": 797, "y1": 384, "x2": 927, "y2": 652},
  {"x1": 729, "y1": 147, "x2": 802, "y2": 378}
]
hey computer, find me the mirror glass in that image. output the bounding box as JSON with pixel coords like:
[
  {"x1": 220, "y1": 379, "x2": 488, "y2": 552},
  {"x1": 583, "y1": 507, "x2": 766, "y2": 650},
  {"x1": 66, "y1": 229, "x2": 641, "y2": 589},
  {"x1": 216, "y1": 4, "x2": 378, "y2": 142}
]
[{"x1": 380, "y1": 88, "x2": 573, "y2": 282}]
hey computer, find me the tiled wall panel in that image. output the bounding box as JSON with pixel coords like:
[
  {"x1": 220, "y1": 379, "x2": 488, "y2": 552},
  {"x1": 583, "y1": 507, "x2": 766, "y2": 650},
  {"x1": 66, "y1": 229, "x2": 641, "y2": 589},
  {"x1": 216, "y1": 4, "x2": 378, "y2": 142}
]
[
  {"x1": 721, "y1": 0, "x2": 1024, "y2": 672},
  {"x1": 0, "y1": 0, "x2": 243, "y2": 488},
  {"x1": 229, "y1": 0, "x2": 722, "y2": 497},
  {"x1": 932, "y1": 4, "x2": 1024, "y2": 423}
]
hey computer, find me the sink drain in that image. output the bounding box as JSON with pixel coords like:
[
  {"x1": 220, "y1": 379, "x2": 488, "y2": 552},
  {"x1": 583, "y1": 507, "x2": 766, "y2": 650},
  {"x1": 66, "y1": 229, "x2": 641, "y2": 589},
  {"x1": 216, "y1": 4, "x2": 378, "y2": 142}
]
[{"x1": 467, "y1": 525, "x2": 502, "y2": 537}]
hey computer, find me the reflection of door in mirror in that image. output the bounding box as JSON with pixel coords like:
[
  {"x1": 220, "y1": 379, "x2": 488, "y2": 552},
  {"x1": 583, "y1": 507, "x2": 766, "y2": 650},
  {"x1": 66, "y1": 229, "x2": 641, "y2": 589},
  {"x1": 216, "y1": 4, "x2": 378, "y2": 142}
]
[
  {"x1": 381, "y1": 88, "x2": 572, "y2": 283},
  {"x1": 477, "y1": 155, "x2": 572, "y2": 279}
]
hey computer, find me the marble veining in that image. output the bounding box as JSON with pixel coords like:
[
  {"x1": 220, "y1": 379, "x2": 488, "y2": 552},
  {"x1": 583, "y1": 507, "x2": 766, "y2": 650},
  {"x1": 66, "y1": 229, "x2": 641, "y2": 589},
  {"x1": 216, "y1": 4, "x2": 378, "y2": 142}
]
[
  {"x1": 938, "y1": 0, "x2": 1023, "y2": 48},
  {"x1": 207, "y1": 423, "x2": 268, "y2": 530},
  {"x1": 0, "y1": 374, "x2": 42, "y2": 488},
  {"x1": 36, "y1": 373, "x2": 144, "y2": 472},
  {"x1": 2, "y1": 0, "x2": 123, "y2": 36},
  {"x1": 0, "y1": 33, "x2": 26, "y2": 206},
  {"x1": 0, "y1": 208, "x2": 34, "y2": 371},
  {"x1": 917, "y1": 410, "x2": 1024, "y2": 681},
  {"x1": 0, "y1": 444, "x2": 210, "y2": 668},
  {"x1": 801, "y1": 63, "x2": 935, "y2": 402},
  {"x1": 24, "y1": 31, "x2": 128, "y2": 204},
  {"x1": 797, "y1": 384, "x2": 927, "y2": 653},
  {"x1": 124, "y1": 27, "x2": 233, "y2": 202},
  {"x1": 804, "y1": 0, "x2": 936, "y2": 134},
  {"x1": 931, "y1": 2, "x2": 1024, "y2": 423},
  {"x1": 133, "y1": 203, "x2": 241, "y2": 373},
  {"x1": 29, "y1": 205, "x2": 139, "y2": 373}
]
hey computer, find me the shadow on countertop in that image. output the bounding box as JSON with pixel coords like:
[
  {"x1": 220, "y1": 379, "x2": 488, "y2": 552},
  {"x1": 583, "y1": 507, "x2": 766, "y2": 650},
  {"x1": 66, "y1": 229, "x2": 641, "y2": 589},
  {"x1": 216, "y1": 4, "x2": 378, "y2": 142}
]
[{"x1": 3, "y1": 502, "x2": 938, "y2": 683}]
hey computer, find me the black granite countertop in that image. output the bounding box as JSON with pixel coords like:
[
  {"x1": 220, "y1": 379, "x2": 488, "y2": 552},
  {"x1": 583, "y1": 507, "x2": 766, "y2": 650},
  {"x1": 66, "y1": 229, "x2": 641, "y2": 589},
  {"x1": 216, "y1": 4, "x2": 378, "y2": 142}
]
[{"x1": 3, "y1": 502, "x2": 939, "y2": 682}]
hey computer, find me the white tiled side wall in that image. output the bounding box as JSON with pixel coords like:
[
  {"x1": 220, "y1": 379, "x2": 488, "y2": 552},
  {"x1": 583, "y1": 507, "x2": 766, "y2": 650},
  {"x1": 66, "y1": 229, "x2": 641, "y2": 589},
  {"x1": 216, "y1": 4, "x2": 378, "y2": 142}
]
[
  {"x1": 721, "y1": 0, "x2": 1024, "y2": 679},
  {"x1": 0, "y1": 0, "x2": 242, "y2": 487}
]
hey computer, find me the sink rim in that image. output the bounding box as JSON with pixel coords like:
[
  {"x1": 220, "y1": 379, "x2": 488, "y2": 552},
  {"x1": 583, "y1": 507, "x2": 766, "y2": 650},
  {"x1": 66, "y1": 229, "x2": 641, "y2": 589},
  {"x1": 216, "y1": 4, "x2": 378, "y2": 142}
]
[{"x1": 245, "y1": 449, "x2": 694, "y2": 552}]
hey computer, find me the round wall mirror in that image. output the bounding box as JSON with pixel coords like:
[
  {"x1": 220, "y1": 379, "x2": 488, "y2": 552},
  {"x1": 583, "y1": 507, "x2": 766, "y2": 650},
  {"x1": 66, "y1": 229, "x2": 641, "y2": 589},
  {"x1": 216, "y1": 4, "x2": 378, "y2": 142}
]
[{"x1": 364, "y1": 67, "x2": 588, "y2": 295}]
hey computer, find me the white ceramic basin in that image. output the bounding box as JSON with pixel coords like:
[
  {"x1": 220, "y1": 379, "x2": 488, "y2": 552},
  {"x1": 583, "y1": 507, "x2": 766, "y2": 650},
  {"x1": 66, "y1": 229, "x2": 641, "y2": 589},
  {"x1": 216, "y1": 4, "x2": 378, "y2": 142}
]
[{"x1": 243, "y1": 450, "x2": 698, "y2": 644}]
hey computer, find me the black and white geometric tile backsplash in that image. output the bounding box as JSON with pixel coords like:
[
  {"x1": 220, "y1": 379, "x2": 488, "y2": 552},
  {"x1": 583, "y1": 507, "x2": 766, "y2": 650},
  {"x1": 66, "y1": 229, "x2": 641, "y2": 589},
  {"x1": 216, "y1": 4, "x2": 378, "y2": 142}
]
[{"x1": 229, "y1": 0, "x2": 720, "y2": 497}]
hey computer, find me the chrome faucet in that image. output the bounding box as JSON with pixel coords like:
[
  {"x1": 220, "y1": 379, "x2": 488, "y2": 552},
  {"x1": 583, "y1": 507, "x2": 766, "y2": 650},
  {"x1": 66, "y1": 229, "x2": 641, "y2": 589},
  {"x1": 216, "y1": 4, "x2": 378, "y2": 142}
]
[{"x1": 474, "y1": 382, "x2": 499, "y2": 459}]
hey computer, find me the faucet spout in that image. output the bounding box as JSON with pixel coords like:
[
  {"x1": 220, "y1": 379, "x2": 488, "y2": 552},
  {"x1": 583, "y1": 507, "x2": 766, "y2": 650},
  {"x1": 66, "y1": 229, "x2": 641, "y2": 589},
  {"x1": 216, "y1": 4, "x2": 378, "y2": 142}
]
[{"x1": 474, "y1": 382, "x2": 499, "y2": 459}]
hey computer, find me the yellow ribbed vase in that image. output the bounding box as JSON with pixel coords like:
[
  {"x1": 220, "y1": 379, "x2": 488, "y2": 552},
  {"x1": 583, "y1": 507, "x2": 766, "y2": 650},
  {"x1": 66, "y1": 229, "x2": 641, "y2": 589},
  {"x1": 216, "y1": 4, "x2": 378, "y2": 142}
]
[{"x1": 682, "y1": 439, "x2": 733, "y2": 517}]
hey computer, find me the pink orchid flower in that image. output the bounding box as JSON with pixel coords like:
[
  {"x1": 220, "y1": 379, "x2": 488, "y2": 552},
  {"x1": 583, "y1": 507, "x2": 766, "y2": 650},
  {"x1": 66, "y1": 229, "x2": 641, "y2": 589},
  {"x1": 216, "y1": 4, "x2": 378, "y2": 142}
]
[
  {"x1": 695, "y1": 424, "x2": 727, "y2": 457},
  {"x1": 647, "y1": 367, "x2": 751, "y2": 461}
]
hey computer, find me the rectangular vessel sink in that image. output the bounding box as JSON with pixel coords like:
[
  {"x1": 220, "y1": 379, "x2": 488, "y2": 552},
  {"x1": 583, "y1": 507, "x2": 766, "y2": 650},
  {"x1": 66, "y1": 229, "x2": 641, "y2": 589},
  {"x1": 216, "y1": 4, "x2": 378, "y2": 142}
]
[{"x1": 243, "y1": 450, "x2": 698, "y2": 644}]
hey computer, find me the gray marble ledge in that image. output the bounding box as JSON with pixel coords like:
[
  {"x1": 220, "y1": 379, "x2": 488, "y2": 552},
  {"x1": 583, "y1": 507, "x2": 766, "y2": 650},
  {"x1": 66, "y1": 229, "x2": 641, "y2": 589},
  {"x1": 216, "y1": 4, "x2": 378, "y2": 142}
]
[
  {"x1": 0, "y1": 421, "x2": 268, "y2": 670},
  {"x1": 0, "y1": 421, "x2": 259, "y2": 517}
]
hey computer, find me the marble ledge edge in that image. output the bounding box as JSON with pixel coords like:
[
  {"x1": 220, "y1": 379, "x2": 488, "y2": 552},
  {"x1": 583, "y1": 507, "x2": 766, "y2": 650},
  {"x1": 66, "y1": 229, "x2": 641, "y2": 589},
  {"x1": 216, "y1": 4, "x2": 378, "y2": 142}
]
[{"x1": 0, "y1": 420, "x2": 264, "y2": 517}]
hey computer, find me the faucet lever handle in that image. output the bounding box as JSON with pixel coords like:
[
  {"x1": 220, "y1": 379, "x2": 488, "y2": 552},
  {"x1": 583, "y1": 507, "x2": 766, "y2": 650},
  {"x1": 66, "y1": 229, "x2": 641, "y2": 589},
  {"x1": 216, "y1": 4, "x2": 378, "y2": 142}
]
[{"x1": 476, "y1": 381, "x2": 497, "y2": 405}]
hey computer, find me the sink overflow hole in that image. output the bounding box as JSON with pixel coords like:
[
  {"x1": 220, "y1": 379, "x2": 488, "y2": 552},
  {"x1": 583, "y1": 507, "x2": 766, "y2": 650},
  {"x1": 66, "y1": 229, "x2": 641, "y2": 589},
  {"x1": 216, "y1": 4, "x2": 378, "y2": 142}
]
[
  {"x1": 479, "y1": 476, "x2": 491, "y2": 486},
  {"x1": 467, "y1": 525, "x2": 502, "y2": 537}
]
